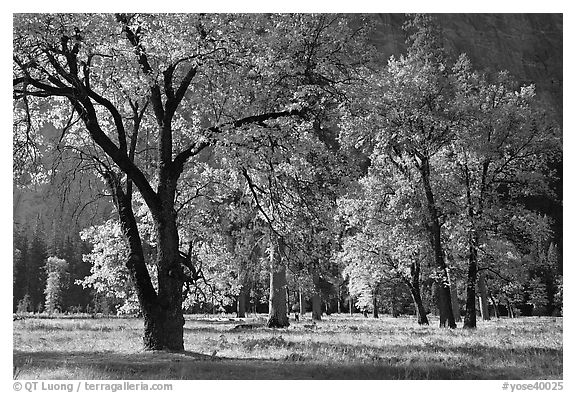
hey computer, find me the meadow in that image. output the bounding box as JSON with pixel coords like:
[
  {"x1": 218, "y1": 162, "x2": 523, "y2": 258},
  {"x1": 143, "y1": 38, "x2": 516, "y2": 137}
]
[{"x1": 13, "y1": 314, "x2": 562, "y2": 380}]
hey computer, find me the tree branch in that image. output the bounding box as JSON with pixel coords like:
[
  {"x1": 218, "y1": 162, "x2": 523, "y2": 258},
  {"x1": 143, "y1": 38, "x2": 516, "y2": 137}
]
[{"x1": 172, "y1": 108, "x2": 306, "y2": 174}]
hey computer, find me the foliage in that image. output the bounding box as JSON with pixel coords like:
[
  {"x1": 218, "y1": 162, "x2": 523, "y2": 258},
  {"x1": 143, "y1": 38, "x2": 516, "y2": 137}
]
[
  {"x1": 13, "y1": 14, "x2": 561, "y2": 327},
  {"x1": 44, "y1": 257, "x2": 69, "y2": 313},
  {"x1": 16, "y1": 294, "x2": 33, "y2": 314},
  {"x1": 553, "y1": 276, "x2": 562, "y2": 315},
  {"x1": 337, "y1": 14, "x2": 561, "y2": 323},
  {"x1": 78, "y1": 220, "x2": 144, "y2": 315}
]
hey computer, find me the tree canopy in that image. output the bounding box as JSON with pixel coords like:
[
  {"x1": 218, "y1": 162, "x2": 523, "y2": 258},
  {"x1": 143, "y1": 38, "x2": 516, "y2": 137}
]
[{"x1": 13, "y1": 13, "x2": 561, "y2": 350}]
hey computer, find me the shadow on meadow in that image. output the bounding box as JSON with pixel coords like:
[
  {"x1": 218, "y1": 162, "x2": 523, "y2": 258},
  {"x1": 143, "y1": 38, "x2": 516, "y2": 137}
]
[
  {"x1": 14, "y1": 342, "x2": 562, "y2": 380},
  {"x1": 13, "y1": 316, "x2": 562, "y2": 380}
]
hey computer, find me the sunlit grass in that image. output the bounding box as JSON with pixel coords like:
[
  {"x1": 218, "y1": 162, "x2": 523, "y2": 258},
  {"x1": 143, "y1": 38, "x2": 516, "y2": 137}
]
[{"x1": 13, "y1": 314, "x2": 562, "y2": 380}]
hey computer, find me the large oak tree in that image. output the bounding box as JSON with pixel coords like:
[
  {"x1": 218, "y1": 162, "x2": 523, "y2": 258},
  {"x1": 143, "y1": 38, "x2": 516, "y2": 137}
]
[{"x1": 14, "y1": 13, "x2": 372, "y2": 348}]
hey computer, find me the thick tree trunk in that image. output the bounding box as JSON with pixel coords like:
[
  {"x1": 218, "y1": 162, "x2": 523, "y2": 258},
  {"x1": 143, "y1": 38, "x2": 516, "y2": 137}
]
[
  {"x1": 148, "y1": 168, "x2": 186, "y2": 350},
  {"x1": 267, "y1": 235, "x2": 289, "y2": 328},
  {"x1": 419, "y1": 158, "x2": 456, "y2": 328},
  {"x1": 447, "y1": 268, "x2": 461, "y2": 322},
  {"x1": 106, "y1": 173, "x2": 183, "y2": 351},
  {"x1": 237, "y1": 284, "x2": 248, "y2": 318},
  {"x1": 478, "y1": 270, "x2": 490, "y2": 321},
  {"x1": 437, "y1": 283, "x2": 451, "y2": 327},
  {"x1": 237, "y1": 254, "x2": 250, "y2": 317},
  {"x1": 153, "y1": 210, "x2": 185, "y2": 351},
  {"x1": 451, "y1": 292, "x2": 460, "y2": 321},
  {"x1": 311, "y1": 270, "x2": 322, "y2": 321}
]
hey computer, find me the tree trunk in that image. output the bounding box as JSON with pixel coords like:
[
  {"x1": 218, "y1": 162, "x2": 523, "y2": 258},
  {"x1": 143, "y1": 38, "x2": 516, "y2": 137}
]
[
  {"x1": 237, "y1": 284, "x2": 248, "y2": 318},
  {"x1": 299, "y1": 289, "x2": 305, "y2": 316},
  {"x1": 463, "y1": 234, "x2": 479, "y2": 329},
  {"x1": 463, "y1": 254, "x2": 477, "y2": 328},
  {"x1": 447, "y1": 268, "x2": 461, "y2": 322},
  {"x1": 406, "y1": 262, "x2": 429, "y2": 325},
  {"x1": 462, "y1": 159, "x2": 489, "y2": 329},
  {"x1": 311, "y1": 294, "x2": 322, "y2": 320},
  {"x1": 408, "y1": 285, "x2": 428, "y2": 325},
  {"x1": 236, "y1": 255, "x2": 249, "y2": 318},
  {"x1": 419, "y1": 158, "x2": 456, "y2": 328},
  {"x1": 488, "y1": 288, "x2": 499, "y2": 318},
  {"x1": 349, "y1": 296, "x2": 353, "y2": 316},
  {"x1": 478, "y1": 270, "x2": 490, "y2": 321},
  {"x1": 286, "y1": 286, "x2": 290, "y2": 315},
  {"x1": 106, "y1": 172, "x2": 182, "y2": 351},
  {"x1": 267, "y1": 235, "x2": 289, "y2": 328},
  {"x1": 373, "y1": 289, "x2": 379, "y2": 318},
  {"x1": 153, "y1": 209, "x2": 185, "y2": 351},
  {"x1": 311, "y1": 270, "x2": 322, "y2": 321},
  {"x1": 507, "y1": 299, "x2": 515, "y2": 318}
]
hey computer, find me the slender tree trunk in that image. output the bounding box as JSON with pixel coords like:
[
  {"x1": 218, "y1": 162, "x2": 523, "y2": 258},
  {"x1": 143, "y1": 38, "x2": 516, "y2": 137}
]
[
  {"x1": 488, "y1": 288, "x2": 499, "y2": 319},
  {"x1": 409, "y1": 285, "x2": 428, "y2": 325},
  {"x1": 252, "y1": 283, "x2": 257, "y2": 315},
  {"x1": 267, "y1": 235, "x2": 289, "y2": 328},
  {"x1": 286, "y1": 286, "x2": 290, "y2": 315},
  {"x1": 349, "y1": 296, "x2": 353, "y2": 316},
  {"x1": 299, "y1": 289, "x2": 305, "y2": 316},
  {"x1": 311, "y1": 270, "x2": 322, "y2": 321},
  {"x1": 418, "y1": 158, "x2": 455, "y2": 328},
  {"x1": 463, "y1": 160, "x2": 489, "y2": 329},
  {"x1": 463, "y1": 245, "x2": 478, "y2": 328},
  {"x1": 463, "y1": 231, "x2": 480, "y2": 329},
  {"x1": 478, "y1": 270, "x2": 490, "y2": 321},
  {"x1": 507, "y1": 299, "x2": 515, "y2": 318},
  {"x1": 224, "y1": 219, "x2": 249, "y2": 319},
  {"x1": 491, "y1": 296, "x2": 499, "y2": 318},
  {"x1": 373, "y1": 287, "x2": 379, "y2": 318},
  {"x1": 405, "y1": 262, "x2": 429, "y2": 325}
]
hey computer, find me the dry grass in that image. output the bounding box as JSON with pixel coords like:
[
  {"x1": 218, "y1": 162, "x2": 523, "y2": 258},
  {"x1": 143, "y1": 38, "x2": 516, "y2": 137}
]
[{"x1": 13, "y1": 314, "x2": 562, "y2": 380}]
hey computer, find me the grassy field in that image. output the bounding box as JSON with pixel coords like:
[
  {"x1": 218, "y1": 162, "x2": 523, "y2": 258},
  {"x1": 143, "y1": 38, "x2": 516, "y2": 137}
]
[{"x1": 13, "y1": 314, "x2": 562, "y2": 380}]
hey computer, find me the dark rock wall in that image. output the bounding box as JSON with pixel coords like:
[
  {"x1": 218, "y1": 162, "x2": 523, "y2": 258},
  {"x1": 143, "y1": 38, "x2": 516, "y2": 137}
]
[{"x1": 373, "y1": 14, "x2": 563, "y2": 121}]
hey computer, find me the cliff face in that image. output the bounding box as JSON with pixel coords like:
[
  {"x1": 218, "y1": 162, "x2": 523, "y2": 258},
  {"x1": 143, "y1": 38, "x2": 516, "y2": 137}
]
[{"x1": 373, "y1": 14, "x2": 563, "y2": 121}]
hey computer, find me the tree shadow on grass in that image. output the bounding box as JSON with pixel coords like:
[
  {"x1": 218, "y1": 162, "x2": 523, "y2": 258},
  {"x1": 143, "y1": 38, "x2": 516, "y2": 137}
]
[
  {"x1": 13, "y1": 346, "x2": 562, "y2": 380},
  {"x1": 280, "y1": 340, "x2": 562, "y2": 379}
]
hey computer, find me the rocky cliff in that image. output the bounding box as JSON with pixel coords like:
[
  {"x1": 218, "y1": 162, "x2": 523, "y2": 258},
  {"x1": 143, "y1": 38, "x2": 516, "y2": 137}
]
[{"x1": 373, "y1": 14, "x2": 563, "y2": 121}]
